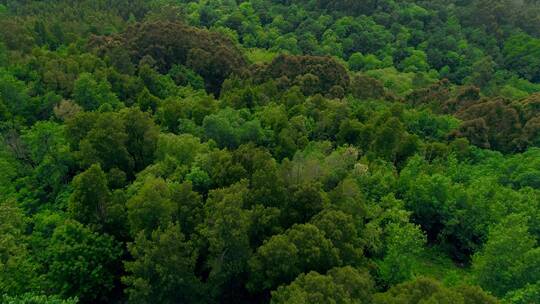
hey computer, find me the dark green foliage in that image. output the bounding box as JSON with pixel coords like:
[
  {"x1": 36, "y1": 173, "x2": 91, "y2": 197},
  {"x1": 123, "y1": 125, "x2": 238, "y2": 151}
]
[
  {"x1": 123, "y1": 223, "x2": 204, "y2": 304},
  {"x1": 2, "y1": 294, "x2": 77, "y2": 304},
  {"x1": 42, "y1": 220, "x2": 122, "y2": 302},
  {"x1": 93, "y1": 21, "x2": 247, "y2": 94},
  {"x1": 350, "y1": 74, "x2": 386, "y2": 100},
  {"x1": 68, "y1": 164, "x2": 110, "y2": 231},
  {"x1": 248, "y1": 223, "x2": 340, "y2": 292},
  {"x1": 271, "y1": 266, "x2": 375, "y2": 304},
  {"x1": 255, "y1": 54, "x2": 350, "y2": 96}
]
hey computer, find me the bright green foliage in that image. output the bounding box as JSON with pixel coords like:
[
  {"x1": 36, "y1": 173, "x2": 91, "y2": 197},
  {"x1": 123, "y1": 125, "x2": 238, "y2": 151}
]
[
  {"x1": 203, "y1": 108, "x2": 266, "y2": 149},
  {"x1": 378, "y1": 222, "x2": 426, "y2": 285},
  {"x1": 473, "y1": 215, "x2": 540, "y2": 297},
  {"x1": 20, "y1": 121, "x2": 73, "y2": 204},
  {"x1": 73, "y1": 73, "x2": 119, "y2": 110},
  {"x1": 401, "y1": 50, "x2": 430, "y2": 73}
]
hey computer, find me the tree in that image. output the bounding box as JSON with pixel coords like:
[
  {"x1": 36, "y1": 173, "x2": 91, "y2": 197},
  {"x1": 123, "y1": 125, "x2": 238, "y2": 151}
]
[
  {"x1": 504, "y1": 282, "x2": 540, "y2": 304},
  {"x1": 198, "y1": 182, "x2": 253, "y2": 300},
  {"x1": 373, "y1": 277, "x2": 497, "y2": 304},
  {"x1": 169, "y1": 181, "x2": 203, "y2": 237},
  {"x1": 315, "y1": 0, "x2": 377, "y2": 17},
  {"x1": 258, "y1": 54, "x2": 350, "y2": 95},
  {"x1": 78, "y1": 112, "x2": 134, "y2": 175},
  {"x1": 0, "y1": 201, "x2": 35, "y2": 296},
  {"x1": 123, "y1": 223, "x2": 204, "y2": 304},
  {"x1": 155, "y1": 133, "x2": 208, "y2": 167},
  {"x1": 202, "y1": 109, "x2": 239, "y2": 149},
  {"x1": 311, "y1": 210, "x2": 364, "y2": 266},
  {"x1": 378, "y1": 223, "x2": 426, "y2": 286},
  {"x1": 93, "y1": 22, "x2": 246, "y2": 94},
  {"x1": 20, "y1": 121, "x2": 74, "y2": 203},
  {"x1": 350, "y1": 74, "x2": 386, "y2": 100},
  {"x1": 126, "y1": 177, "x2": 175, "y2": 236},
  {"x1": 68, "y1": 164, "x2": 111, "y2": 231},
  {"x1": 400, "y1": 172, "x2": 454, "y2": 241},
  {"x1": 43, "y1": 220, "x2": 122, "y2": 302},
  {"x1": 248, "y1": 223, "x2": 340, "y2": 292},
  {"x1": 72, "y1": 73, "x2": 119, "y2": 111},
  {"x1": 371, "y1": 117, "x2": 405, "y2": 162},
  {"x1": 401, "y1": 50, "x2": 429, "y2": 73},
  {"x1": 53, "y1": 100, "x2": 82, "y2": 121},
  {"x1": 503, "y1": 33, "x2": 540, "y2": 82},
  {"x1": 168, "y1": 64, "x2": 205, "y2": 90},
  {"x1": 282, "y1": 182, "x2": 327, "y2": 226},
  {"x1": 472, "y1": 214, "x2": 540, "y2": 297},
  {"x1": 120, "y1": 107, "x2": 159, "y2": 172},
  {"x1": 271, "y1": 266, "x2": 375, "y2": 304},
  {"x1": 0, "y1": 70, "x2": 31, "y2": 119},
  {"x1": 2, "y1": 293, "x2": 77, "y2": 304}
]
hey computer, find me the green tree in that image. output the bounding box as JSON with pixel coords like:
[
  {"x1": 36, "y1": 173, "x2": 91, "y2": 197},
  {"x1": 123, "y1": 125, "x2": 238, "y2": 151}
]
[
  {"x1": 378, "y1": 222, "x2": 426, "y2": 285},
  {"x1": 0, "y1": 201, "x2": 35, "y2": 295},
  {"x1": 271, "y1": 266, "x2": 375, "y2": 304},
  {"x1": 311, "y1": 210, "x2": 364, "y2": 266},
  {"x1": 248, "y1": 223, "x2": 339, "y2": 292},
  {"x1": 503, "y1": 33, "x2": 540, "y2": 82},
  {"x1": 2, "y1": 293, "x2": 77, "y2": 304},
  {"x1": 78, "y1": 112, "x2": 134, "y2": 175},
  {"x1": 169, "y1": 181, "x2": 203, "y2": 237},
  {"x1": 20, "y1": 121, "x2": 74, "y2": 203},
  {"x1": 199, "y1": 182, "x2": 252, "y2": 299},
  {"x1": 43, "y1": 220, "x2": 122, "y2": 302},
  {"x1": 373, "y1": 277, "x2": 497, "y2": 304},
  {"x1": 72, "y1": 73, "x2": 119, "y2": 111},
  {"x1": 123, "y1": 223, "x2": 204, "y2": 304},
  {"x1": 401, "y1": 50, "x2": 429, "y2": 73},
  {"x1": 473, "y1": 214, "x2": 540, "y2": 297},
  {"x1": 126, "y1": 177, "x2": 175, "y2": 236},
  {"x1": 68, "y1": 164, "x2": 111, "y2": 231},
  {"x1": 0, "y1": 70, "x2": 31, "y2": 119},
  {"x1": 120, "y1": 107, "x2": 159, "y2": 172},
  {"x1": 504, "y1": 282, "x2": 540, "y2": 304}
]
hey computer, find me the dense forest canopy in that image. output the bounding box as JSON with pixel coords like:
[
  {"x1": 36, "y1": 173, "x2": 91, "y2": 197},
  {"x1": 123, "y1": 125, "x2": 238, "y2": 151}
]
[{"x1": 0, "y1": 0, "x2": 539, "y2": 303}]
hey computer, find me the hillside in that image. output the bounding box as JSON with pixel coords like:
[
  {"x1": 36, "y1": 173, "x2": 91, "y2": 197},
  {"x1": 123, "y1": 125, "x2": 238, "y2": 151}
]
[{"x1": 0, "y1": 1, "x2": 539, "y2": 303}]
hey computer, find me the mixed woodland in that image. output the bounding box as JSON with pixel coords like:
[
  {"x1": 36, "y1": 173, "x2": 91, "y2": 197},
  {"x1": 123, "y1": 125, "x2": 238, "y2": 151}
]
[{"x1": 1, "y1": 0, "x2": 540, "y2": 303}]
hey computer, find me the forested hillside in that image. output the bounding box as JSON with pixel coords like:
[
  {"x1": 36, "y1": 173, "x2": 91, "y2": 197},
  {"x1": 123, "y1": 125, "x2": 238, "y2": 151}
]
[{"x1": 0, "y1": 0, "x2": 539, "y2": 303}]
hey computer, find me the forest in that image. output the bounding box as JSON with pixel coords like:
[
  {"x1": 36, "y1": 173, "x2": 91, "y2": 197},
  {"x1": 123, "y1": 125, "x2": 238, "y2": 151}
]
[{"x1": 0, "y1": 0, "x2": 539, "y2": 303}]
